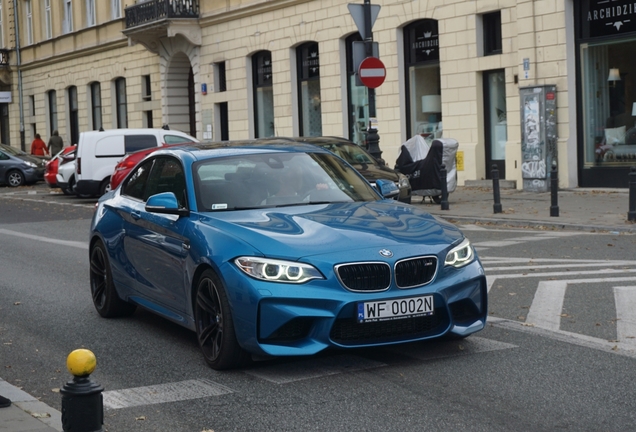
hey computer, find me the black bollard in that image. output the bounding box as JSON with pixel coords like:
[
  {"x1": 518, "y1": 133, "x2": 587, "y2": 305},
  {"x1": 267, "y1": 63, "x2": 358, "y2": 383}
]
[
  {"x1": 550, "y1": 161, "x2": 559, "y2": 217},
  {"x1": 60, "y1": 349, "x2": 104, "y2": 432},
  {"x1": 492, "y1": 164, "x2": 502, "y2": 214},
  {"x1": 440, "y1": 164, "x2": 449, "y2": 210},
  {"x1": 628, "y1": 166, "x2": 636, "y2": 222}
]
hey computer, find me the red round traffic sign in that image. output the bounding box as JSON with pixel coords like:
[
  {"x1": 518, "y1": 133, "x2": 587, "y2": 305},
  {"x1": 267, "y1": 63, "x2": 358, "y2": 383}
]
[{"x1": 358, "y1": 57, "x2": 386, "y2": 89}]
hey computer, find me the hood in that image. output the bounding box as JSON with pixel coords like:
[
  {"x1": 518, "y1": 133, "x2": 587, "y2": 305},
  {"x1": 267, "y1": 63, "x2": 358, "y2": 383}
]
[
  {"x1": 14, "y1": 153, "x2": 45, "y2": 167},
  {"x1": 199, "y1": 201, "x2": 462, "y2": 259}
]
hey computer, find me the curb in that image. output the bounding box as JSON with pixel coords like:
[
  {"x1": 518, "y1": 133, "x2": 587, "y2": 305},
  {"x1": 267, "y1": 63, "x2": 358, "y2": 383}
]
[{"x1": 0, "y1": 379, "x2": 62, "y2": 431}]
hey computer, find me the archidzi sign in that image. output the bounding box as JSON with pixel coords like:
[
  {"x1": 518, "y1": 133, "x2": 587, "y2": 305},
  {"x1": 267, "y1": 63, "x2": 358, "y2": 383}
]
[{"x1": 580, "y1": 0, "x2": 636, "y2": 38}]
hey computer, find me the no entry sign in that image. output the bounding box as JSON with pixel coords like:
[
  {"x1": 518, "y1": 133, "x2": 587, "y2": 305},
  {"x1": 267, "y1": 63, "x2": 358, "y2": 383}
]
[{"x1": 358, "y1": 56, "x2": 386, "y2": 89}]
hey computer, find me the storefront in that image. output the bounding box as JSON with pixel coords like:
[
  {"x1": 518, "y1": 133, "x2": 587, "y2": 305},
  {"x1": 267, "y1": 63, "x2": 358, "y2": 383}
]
[{"x1": 576, "y1": 0, "x2": 636, "y2": 187}]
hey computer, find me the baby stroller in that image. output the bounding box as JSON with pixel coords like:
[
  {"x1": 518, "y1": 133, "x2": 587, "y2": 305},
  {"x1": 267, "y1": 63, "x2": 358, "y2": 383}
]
[{"x1": 395, "y1": 135, "x2": 458, "y2": 203}]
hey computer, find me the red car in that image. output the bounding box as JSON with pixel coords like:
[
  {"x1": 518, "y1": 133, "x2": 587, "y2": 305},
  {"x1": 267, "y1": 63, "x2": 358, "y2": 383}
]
[
  {"x1": 44, "y1": 145, "x2": 76, "y2": 191},
  {"x1": 110, "y1": 143, "x2": 188, "y2": 190}
]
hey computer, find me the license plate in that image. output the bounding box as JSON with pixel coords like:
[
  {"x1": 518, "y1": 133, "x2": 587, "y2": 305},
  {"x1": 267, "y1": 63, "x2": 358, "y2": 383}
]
[{"x1": 357, "y1": 295, "x2": 434, "y2": 323}]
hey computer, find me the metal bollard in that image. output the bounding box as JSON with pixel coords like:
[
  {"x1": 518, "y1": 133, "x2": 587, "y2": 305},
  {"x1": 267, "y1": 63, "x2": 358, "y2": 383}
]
[
  {"x1": 491, "y1": 164, "x2": 502, "y2": 214},
  {"x1": 440, "y1": 164, "x2": 449, "y2": 210},
  {"x1": 550, "y1": 161, "x2": 559, "y2": 217},
  {"x1": 629, "y1": 166, "x2": 636, "y2": 222},
  {"x1": 60, "y1": 349, "x2": 104, "y2": 432}
]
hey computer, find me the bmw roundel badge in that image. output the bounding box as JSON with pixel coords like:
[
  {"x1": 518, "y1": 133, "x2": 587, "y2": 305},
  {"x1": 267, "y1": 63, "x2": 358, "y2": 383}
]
[{"x1": 379, "y1": 249, "x2": 393, "y2": 258}]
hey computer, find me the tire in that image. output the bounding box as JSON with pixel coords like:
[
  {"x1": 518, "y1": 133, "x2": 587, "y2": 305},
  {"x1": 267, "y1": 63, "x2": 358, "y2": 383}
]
[
  {"x1": 69, "y1": 176, "x2": 91, "y2": 199},
  {"x1": 90, "y1": 240, "x2": 136, "y2": 318},
  {"x1": 99, "y1": 177, "x2": 111, "y2": 196},
  {"x1": 195, "y1": 269, "x2": 250, "y2": 370},
  {"x1": 61, "y1": 186, "x2": 74, "y2": 196},
  {"x1": 6, "y1": 170, "x2": 25, "y2": 187}
]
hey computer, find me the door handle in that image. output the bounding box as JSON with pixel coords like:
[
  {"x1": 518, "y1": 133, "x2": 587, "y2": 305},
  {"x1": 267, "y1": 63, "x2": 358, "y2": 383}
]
[{"x1": 131, "y1": 211, "x2": 141, "y2": 220}]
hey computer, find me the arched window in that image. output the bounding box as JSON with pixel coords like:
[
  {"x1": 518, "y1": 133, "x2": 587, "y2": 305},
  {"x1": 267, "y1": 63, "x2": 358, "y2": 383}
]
[
  {"x1": 403, "y1": 20, "x2": 442, "y2": 139},
  {"x1": 252, "y1": 50, "x2": 275, "y2": 137},
  {"x1": 296, "y1": 42, "x2": 322, "y2": 137}
]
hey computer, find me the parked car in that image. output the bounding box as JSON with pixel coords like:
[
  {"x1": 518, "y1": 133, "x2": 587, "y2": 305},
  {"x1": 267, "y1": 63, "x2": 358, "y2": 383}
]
[
  {"x1": 290, "y1": 137, "x2": 412, "y2": 203},
  {"x1": 110, "y1": 143, "x2": 188, "y2": 190},
  {"x1": 0, "y1": 143, "x2": 46, "y2": 187},
  {"x1": 90, "y1": 139, "x2": 487, "y2": 370},
  {"x1": 45, "y1": 145, "x2": 77, "y2": 191},
  {"x1": 75, "y1": 128, "x2": 198, "y2": 197}
]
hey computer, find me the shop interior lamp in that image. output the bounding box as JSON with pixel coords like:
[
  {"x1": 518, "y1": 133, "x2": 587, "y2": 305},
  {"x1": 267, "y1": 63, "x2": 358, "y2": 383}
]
[
  {"x1": 421, "y1": 95, "x2": 441, "y2": 114},
  {"x1": 608, "y1": 68, "x2": 621, "y2": 87}
]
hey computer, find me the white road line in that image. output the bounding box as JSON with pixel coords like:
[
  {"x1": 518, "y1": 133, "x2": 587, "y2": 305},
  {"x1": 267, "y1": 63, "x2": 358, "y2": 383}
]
[
  {"x1": 485, "y1": 262, "x2": 636, "y2": 272},
  {"x1": 525, "y1": 281, "x2": 567, "y2": 331},
  {"x1": 481, "y1": 257, "x2": 636, "y2": 265},
  {"x1": 245, "y1": 355, "x2": 385, "y2": 384},
  {"x1": 102, "y1": 379, "x2": 233, "y2": 410},
  {"x1": 484, "y1": 268, "x2": 636, "y2": 281},
  {"x1": 0, "y1": 228, "x2": 88, "y2": 249},
  {"x1": 614, "y1": 286, "x2": 636, "y2": 345}
]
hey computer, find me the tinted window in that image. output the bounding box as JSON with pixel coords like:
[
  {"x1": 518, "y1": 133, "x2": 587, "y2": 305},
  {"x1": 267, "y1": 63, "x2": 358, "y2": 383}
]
[
  {"x1": 143, "y1": 157, "x2": 187, "y2": 207},
  {"x1": 164, "y1": 135, "x2": 195, "y2": 144},
  {"x1": 122, "y1": 159, "x2": 154, "y2": 200},
  {"x1": 124, "y1": 135, "x2": 157, "y2": 153}
]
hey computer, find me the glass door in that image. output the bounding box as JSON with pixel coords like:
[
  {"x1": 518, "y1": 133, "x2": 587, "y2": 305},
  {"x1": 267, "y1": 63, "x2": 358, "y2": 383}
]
[{"x1": 483, "y1": 69, "x2": 507, "y2": 179}]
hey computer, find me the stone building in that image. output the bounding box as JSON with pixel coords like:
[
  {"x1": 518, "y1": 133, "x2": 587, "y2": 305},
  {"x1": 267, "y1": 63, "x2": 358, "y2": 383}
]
[{"x1": 0, "y1": 0, "x2": 633, "y2": 189}]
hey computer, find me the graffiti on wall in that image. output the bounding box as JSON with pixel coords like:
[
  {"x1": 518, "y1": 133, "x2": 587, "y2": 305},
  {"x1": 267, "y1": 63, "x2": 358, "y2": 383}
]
[{"x1": 521, "y1": 95, "x2": 545, "y2": 179}]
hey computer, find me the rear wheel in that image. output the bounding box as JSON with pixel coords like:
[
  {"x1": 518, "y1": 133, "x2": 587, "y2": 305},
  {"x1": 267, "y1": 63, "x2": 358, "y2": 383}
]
[
  {"x1": 195, "y1": 269, "x2": 250, "y2": 370},
  {"x1": 6, "y1": 170, "x2": 25, "y2": 187},
  {"x1": 69, "y1": 176, "x2": 91, "y2": 198},
  {"x1": 99, "y1": 177, "x2": 111, "y2": 196},
  {"x1": 90, "y1": 240, "x2": 136, "y2": 317}
]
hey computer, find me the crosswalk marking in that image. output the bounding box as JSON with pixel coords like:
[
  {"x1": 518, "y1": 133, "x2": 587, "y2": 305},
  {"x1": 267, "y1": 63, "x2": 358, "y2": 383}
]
[
  {"x1": 525, "y1": 281, "x2": 567, "y2": 331},
  {"x1": 614, "y1": 286, "x2": 636, "y2": 345}
]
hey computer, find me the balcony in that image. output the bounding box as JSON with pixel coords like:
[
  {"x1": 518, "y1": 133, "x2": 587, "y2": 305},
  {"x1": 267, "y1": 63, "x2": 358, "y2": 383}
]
[{"x1": 123, "y1": 0, "x2": 200, "y2": 53}]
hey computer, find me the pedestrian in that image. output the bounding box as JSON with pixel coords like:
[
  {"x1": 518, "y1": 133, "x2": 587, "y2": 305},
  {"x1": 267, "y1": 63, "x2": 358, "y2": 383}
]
[
  {"x1": 0, "y1": 395, "x2": 10, "y2": 408},
  {"x1": 47, "y1": 130, "x2": 64, "y2": 156},
  {"x1": 30, "y1": 133, "x2": 49, "y2": 157}
]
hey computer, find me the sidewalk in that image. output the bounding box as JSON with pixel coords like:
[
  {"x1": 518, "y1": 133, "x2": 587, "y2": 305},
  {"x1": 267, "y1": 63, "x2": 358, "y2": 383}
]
[
  {"x1": 0, "y1": 380, "x2": 61, "y2": 432},
  {"x1": 416, "y1": 186, "x2": 636, "y2": 233}
]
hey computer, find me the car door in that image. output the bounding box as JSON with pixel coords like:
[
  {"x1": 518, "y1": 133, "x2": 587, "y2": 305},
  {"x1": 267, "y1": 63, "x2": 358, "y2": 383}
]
[
  {"x1": 120, "y1": 156, "x2": 190, "y2": 313},
  {"x1": 0, "y1": 150, "x2": 9, "y2": 181}
]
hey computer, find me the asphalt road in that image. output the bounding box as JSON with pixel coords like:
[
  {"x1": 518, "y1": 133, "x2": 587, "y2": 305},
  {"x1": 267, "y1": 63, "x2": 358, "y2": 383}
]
[{"x1": 1, "y1": 186, "x2": 636, "y2": 431}]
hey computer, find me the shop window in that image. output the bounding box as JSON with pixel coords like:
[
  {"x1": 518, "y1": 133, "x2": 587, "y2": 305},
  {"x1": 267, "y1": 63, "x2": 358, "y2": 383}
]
[
  {"x1": 297, "y1": 42, "x2": 322, "y2": 137},
  {"x1": 47, "y1": 90, "x2": 57, "y2": 135},
  {"x1": 90, "y1": 82, "x2": 102, "y2": 131},
  {"x1": 114, "y1": 77, "x2": 127, "y2": 128},
  {"x1": 345, "y1": 33, "x2": 369, "y2": 147},
  {"x1": 482, "y1": 11, "x2": 502, "y2": 56},
  {"x1": 252, "y1": 51, "x2": 275, "y2": 138},
  {"x1": 68, "y1": 86, "x2": 79, "y2": 145},
  {"x1": 403, "y1": 20, "x2": 441, "y2": 140}
]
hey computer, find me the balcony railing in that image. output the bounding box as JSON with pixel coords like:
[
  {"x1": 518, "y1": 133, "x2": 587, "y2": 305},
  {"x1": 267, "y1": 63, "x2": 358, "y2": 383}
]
[
  {"x1": 0, "y1": 50, "x2": 9, "y2": 66},
  {"x1": 125, "y1": 0, "x2": 199, "y2": 29}
]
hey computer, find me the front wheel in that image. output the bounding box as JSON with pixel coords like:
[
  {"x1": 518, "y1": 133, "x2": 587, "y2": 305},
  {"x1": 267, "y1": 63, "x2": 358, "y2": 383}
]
[
  {"x1": 6, "y1": 170, "x2": 25, "y2": 187},
  {"x1": 90, "y1": 240, "x2": 136, "y2": 318},
  {"x1": 195, "y1": 270, "x2": 250, "y2": 370}
]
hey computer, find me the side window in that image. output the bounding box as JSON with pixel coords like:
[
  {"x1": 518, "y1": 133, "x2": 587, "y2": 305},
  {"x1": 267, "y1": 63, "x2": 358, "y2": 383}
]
[
  {"x1": 164, "y1": 134, "x2": 196, "y2": 144},
  {"x1": 143, "y1": 157, "x2": 187, "y2": 207},
  {"x1": 0, "y1": 151, "x2": 8, "y2": 160},
  {"x1": 121, "y1": 159, "x2": 154, "y2": 200},
  {"x1": 124, "y1": 135, "x2": 157, "y2": 153}
]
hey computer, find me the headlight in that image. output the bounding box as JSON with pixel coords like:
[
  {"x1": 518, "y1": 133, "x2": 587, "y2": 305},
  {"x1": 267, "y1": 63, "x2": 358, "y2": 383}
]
[
  {"x1": 23, "y1": 161, "x2": 37, "y2": 168},
  {"x1": 235, "y1": 257, "x2": 324, "y2": 284},
  {"x1": 444, "y1": 238, "x2": 474, "y2": 268},
  {"x1": 397, "y1": 173, "x2": 410, "y2": 189}
]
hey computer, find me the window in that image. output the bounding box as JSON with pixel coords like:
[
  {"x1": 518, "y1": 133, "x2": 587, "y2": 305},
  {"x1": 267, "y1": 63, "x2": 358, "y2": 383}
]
[
  {"x1": 68, "y1": 86, "x2": 79, "y2": 145},
  {"x1": 122, "y1": 159, "x2": 153, "y2": 201},
  {"x1": 115, "y1": 77, "x2": 127, "y2": 128},
  {"x1": 122, "y1": 157, "x2": 186, "y2": 208},
  {"x1": 48, "y1": 90, "x2": 58, "y2": 135},
  {"x1": 404, "y1": 20, "x2": 442, "y2": 139},
  {"x1": 142, "y1": 75, "x2": 151, "y2": 101},
  {"x1": 214, "y1": 62, "x2": 226, "y2": 92},
  {"x1": 164, "y1": 135, "x2": 196, "y2": 144},
  {"x1": 483, "y1": 11, "x2": 502, "y2": 56},
  {"x1": 86, "y1": 0, "x2": 95, "y2": 27},
  {"x1": 25, "y1": 0, "x2": 33, "y2": 45},
  {"x1": 296, "y1": 42, "x2": 322, "y2": 137},
  {"x1": 111, "y1": 0, "x2": 121, "y2": 19},
  {"x1": 44, "y1": 0, "x2": 52, "y2": 39},
  {"x1": 252, "y1": 51, "x2": 275, "y2": 138},
  {"x1": 64, "y1": 0, "x2": 73, "y2": 33},
  {"x1": 345, "y1": 33, "x2": 369, "y2": 147},
  {"x1": 124, "y1": 135, "x2": 156, "y2": 153},
  {"x1": 29, "y1": 95, "x2": 35, "y2": 116},
  {"x1": 90, "y1": 82, "x2": 102, "y2": 130},
  {"x1": 0, "y1": 3, "x2": 5, "y2": 47}
]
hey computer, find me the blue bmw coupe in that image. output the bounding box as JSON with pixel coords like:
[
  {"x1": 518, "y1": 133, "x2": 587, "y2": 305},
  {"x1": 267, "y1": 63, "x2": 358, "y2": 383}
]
[{"x1": 89, "y1": 139, "x2": 487, "y2": 370}]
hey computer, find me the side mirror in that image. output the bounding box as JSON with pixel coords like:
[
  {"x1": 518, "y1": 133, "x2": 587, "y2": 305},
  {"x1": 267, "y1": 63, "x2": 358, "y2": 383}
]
[
  {"x1": 145, "y1": 192, "x2": 190, "y2": 217},
  {"x1": 374, "y1": 179, "x2": 400, "y2": 199}
]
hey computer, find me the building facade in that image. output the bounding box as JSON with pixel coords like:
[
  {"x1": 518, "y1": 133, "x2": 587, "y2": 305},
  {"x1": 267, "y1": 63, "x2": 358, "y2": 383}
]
[{"x1": 0, "y1": 0, "x2": 633, "y2": 189}]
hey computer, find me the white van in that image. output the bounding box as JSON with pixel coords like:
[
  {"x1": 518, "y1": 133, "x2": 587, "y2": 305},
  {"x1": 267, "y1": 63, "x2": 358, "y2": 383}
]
[{"x1": 75, "y1": 128, "x2": 197, "y2": 197}]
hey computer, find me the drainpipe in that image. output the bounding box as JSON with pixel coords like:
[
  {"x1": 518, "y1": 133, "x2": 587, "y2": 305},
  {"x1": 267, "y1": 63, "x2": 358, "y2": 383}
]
[{"x1": 13, "y1": 0, "x2": 25, "y2": 151}]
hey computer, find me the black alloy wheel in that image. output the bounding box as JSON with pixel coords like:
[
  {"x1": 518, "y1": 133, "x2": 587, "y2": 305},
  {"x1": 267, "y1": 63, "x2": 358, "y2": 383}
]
[
  {"x1": 195, "y1": 270, "x2": 249, "y2": 370},
  {"x1": 89, "y1": 240, "x2": 136, "y2": 317}
]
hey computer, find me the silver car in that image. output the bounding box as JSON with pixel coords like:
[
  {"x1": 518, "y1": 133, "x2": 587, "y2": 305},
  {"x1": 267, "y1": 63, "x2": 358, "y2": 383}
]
[{"x1": 0, "y1": 143, "x2": 46, "y2": 187}]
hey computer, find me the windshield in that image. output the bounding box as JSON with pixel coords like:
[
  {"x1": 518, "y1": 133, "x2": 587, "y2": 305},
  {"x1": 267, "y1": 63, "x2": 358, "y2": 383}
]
[
  {"x1": 193, "y1": 151, "x2": 380, "y2": 211},
  {"x1": 316, "y1": 143, "x2": 376, "y2": 165}
]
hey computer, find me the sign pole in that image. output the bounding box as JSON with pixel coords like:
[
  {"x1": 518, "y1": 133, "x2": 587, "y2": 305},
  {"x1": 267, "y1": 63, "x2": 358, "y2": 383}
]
[{"x1": 363, "y1": 0, "x2": 382, "y2": 161}]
